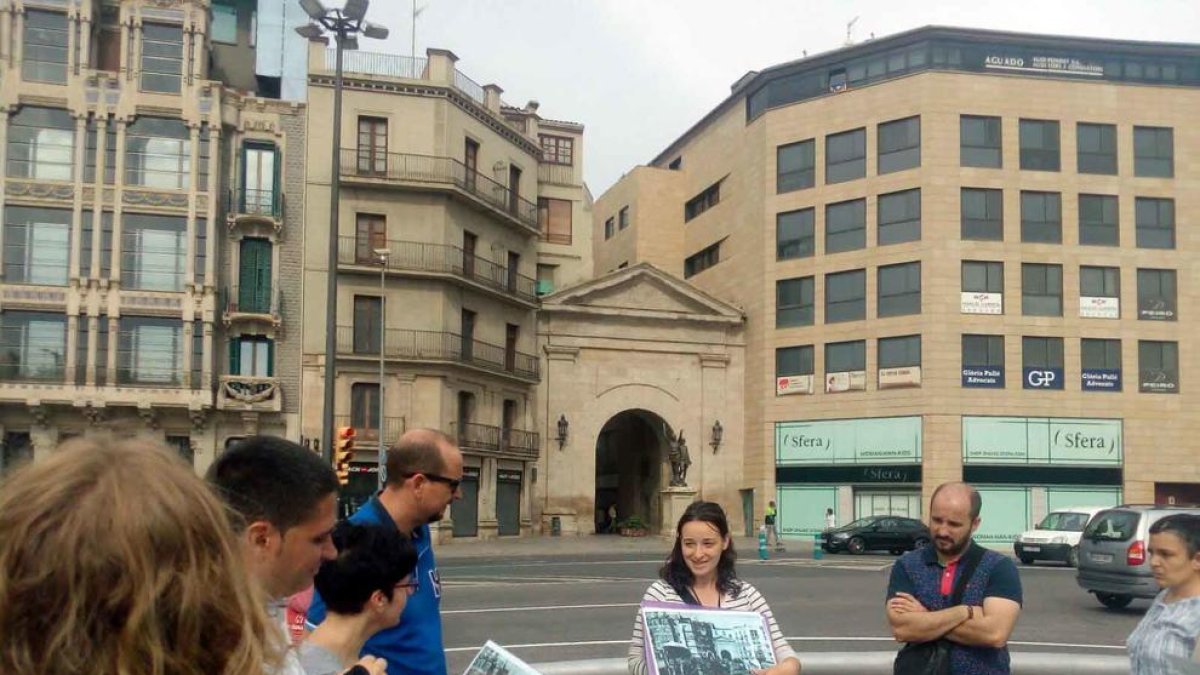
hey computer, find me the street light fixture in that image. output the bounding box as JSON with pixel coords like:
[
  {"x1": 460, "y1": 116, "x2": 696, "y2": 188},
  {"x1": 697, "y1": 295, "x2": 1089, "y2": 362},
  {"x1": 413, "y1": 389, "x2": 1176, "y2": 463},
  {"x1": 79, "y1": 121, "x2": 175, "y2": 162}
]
[
  {"x1": 374, "y1": 247, "x2": 390, "y2": 489},
  {"x1": 295, "y1": 1, "x2": 389, "y2": 464}
]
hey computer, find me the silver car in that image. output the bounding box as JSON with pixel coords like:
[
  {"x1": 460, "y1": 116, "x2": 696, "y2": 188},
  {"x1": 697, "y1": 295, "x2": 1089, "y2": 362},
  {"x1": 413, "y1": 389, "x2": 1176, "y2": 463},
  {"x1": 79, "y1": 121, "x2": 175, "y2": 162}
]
[{"x1": 1076, "y1": 504, "x2": 1200, "y2": 609}]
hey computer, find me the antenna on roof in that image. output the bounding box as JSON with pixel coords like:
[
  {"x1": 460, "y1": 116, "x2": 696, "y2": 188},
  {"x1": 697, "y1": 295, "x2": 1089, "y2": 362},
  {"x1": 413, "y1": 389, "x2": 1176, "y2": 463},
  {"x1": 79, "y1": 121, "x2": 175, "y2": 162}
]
[{"x1": 845, "y1": 16, "x2": 860, "y2": 46}]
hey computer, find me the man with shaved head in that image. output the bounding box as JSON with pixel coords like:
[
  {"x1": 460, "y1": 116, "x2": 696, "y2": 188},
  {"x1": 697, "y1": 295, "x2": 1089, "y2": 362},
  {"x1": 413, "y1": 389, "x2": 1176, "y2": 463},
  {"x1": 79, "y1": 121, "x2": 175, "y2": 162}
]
[
  {"x1": 308, "y1": 428, "x2": 463, "y2": 675},
  {"x1": 885, "y1": 482, "x2": 1023, "y2": 674}
]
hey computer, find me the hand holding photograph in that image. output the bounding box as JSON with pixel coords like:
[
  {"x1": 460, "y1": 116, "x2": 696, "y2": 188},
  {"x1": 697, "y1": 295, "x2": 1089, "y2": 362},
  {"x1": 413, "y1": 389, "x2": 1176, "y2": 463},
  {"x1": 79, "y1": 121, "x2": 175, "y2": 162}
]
[
  {"x1": 641, "y1": 601, "x2": 777, "y2": 675},
  {"x1": 462, "y1": 640, "x2": 543, "y2": 675}
]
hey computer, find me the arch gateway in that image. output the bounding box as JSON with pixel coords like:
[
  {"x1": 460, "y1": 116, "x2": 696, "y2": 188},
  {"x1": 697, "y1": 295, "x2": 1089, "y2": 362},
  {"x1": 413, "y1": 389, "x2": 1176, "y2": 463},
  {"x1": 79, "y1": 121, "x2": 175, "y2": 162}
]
[{"x1": 534, "y1": 264, "x2": 747, "y2": 537}]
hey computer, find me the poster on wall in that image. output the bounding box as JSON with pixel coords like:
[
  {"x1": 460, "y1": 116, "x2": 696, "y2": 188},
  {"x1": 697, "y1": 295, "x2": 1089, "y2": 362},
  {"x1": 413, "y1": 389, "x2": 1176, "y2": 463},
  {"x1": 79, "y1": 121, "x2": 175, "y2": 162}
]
[
  {"x1": 961, "y1": 292, "x2": 1003, "y2": 315},
  {"x1": 776, "y1": 374, "x2": 814, "y2": 396},
  {"x1": 962, "y1": 416, "x2": 1122, "y2": 465},
  {"x1": 1080, "y1": 296, "x2": 1119, "y2": 319},
  {"x1": 825, "y1": 370, "x2": 866, "y2": 393},
  {"x1": 879, "y1": 366, "x2": 922, "y2": 389}
]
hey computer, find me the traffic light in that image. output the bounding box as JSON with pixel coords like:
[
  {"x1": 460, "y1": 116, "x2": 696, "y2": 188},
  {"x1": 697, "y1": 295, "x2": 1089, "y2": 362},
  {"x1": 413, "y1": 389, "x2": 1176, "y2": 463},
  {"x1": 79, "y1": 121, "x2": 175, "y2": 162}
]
[{"x1": 334, "y1": 426, "x2": 355, "y2": 486}]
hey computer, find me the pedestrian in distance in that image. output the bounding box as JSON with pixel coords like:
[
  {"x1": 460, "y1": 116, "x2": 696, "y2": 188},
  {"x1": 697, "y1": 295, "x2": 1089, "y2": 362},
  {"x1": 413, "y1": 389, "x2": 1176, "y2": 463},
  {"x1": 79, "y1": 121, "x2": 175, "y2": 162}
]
[
  {"x1": 208, "y1": 435, "x2": 385, "y2": 675},
  {"x1": 0, "y1": 432, "x2": 277, "y2": 675},
  {"x1": 309, "y1": 428, "x2": 464, "y2": 675},
  {"x1": 300, "y1": 523, "x2": 420, "y2": 675},
  {"x1": 886, "y1": 482, "x2": 1023, "y2": 675},
  {"x1": 824, "y1": 507, "x2": 836, "y2": 531},
  {"x1": 765, "y1": 500, "x2": 784, "y2": 551},
  {"x1": 1126, "y1": 514, "x2": 1200, "y2": 674},
  {"x1": 628, "y1": 500, "x2": 802, "y2": 675}
]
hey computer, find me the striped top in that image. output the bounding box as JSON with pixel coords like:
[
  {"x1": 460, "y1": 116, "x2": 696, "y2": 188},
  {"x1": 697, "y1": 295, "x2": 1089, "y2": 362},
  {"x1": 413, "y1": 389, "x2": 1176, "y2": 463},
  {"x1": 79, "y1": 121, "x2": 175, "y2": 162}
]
[
  {"x1": 627, "y1": 579, "x2": 797, "y2": 675},
  {"x1": 1127, "y1": 590, "x2": 1200, "y2": 675}
]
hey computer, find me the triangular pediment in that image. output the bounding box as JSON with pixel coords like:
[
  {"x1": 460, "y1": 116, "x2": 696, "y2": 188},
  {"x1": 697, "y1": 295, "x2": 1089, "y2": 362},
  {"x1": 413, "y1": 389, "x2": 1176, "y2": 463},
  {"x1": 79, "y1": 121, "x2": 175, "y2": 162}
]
[{"x1": 541, "y1": 263, "x2": 743, "y2": 324}]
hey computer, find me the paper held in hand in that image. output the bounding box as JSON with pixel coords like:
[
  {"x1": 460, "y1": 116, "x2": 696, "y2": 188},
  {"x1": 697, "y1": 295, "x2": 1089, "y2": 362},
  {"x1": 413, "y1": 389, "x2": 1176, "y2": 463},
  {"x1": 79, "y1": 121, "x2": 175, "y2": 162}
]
[
  {"x1": 462, "y1": 640, "x2": 542, "y2": 675},
  {"x1": 641, "y1": 601, "x2": 777, "y2": 675}
]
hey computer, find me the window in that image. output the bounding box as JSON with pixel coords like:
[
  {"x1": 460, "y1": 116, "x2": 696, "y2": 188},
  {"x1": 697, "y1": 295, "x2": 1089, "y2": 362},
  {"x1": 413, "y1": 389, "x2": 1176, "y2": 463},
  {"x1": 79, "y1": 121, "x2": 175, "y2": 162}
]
[
  {"x1": 825, "y1": 340, "x2": 865, "y2": 373},
  {"x1": 211, "y1": 2, "x2": 239, "y2": 44},
  {"x1": 118, "y1": 317, "x2": 183, "y2": 385},
  {"x1": 878, "y1": 189, "x2": 920, "y2": 245},
  {"x1": 1134, "y1": 126, "x2": 1173, "y2": 178},
  {"x1": 352, "y1": 296, "x2": 382, "y2": 355},
  {"x1": 1019, "y1": 119, "x2": 1060, "y2": 171},
  {"x1": 878, "y1": 116, "x2": 920, "y2": 174},
  {"x1": 241, "y1": 142, "x2": 278, "y2": 215},
  {"x1": 1137, "y1": 268, "x2": 1177, "y2": 321},
  {"x1": 460, "y1": 309, "x2": 476, "y2": 360},
  {"x1": 1080, "y1": 266, "x2": 1120, "y2": 300},
  {"x1": 230, "y1": 336, "x2": 273, "y2": 377},
  {"x1": 237, "y1": 238, "x2": 272, "y2": 313},
  {"x1": 96, "y1": 6, "x2": 121, "y2": 72},
  {"x1": 504, "y1": 324, "x2": 518, "y2": 372},
  {"x1": 140, "y1": 23, "x2": 184, "y2": 93},
  {"x1": 962, "y1": 261, "x2": 1003, "y2": 293},
  {"x1": 1021, "y1": 264, "x2": 1063, "y2": 316},
  {"x1": 0, "y1": 311, "x2": 67, "y2": 381},
  {"x1": 603, "y1": 217, "x2": 614, "y2": 240},
  {"x1": 962, "y1": 334, "x2": 1005, "y2": 368},
  {"x1": 22, "y1": 10, "x2": 68, "y2": 83},
  {"x1": 1139, "y1": 341, "x2": 1178, "y2": 393},
  {"x1": 1082, "y1": 339, "x2": 1122, "y2": 388},
  {"x1": 463, "y1": 138, "x2": 478, "y2": 189},
  {"x1": 776, "y1": 345, "x2": 814, "y2": 377},
  {"x1": 879, "y1": 335, "x2": 921, "y2": 369},
  {"x1": 1135, "y1": 197, "x2": 1174, "y2": 249},
  {"x1": 357, "y1": 117, "x2": 388, "y2": 175},
  {"x1": 684, "y1": 182, "x2": 720, "y2": 221},
  {"x1": 825, "y1": 269, "x2": 865, "y2": 323},
  {"x1": 122, "y1": 214, "x2": 186, "y2": 291},
  {"x1": 825, "y1": 198, "x2": 866, "y2": 253},
  {"x1": 3, "y1": 207, "x2": 70, "y2": 286},
  {"x1": 535, "y1": 264, "x2": 556, "y2": 296},
  {"x1": 960, "y1": 115, "x2": 1002, "y2": 168},
  {"x1": 351, "y1": 383, "x2": 380, "y2": 432},
  {"x1": 961, "y1": 188, "x2": 1003, "y2": 240},
  {"x1": 125, "y1": 117, "x2": 191, "y2": 189},
  {"x1": 684, "y1": 241, "x2": 721, "y2": 278},
  {"x1": 777, "y1": 139, "x2": 815, "y2": 193},
  {"x1": 1079, "y1": 194, "x2": 1119, "y2": 246},
  {"x1": 619, "y1": 206, "x2": 630, "y2": 230},
  {"x1": 539, "y1": 135, "x2": 574, "y2": 165},
  {"x1": 1076, "y1": 123, "x2": 1117, "y2": 174},
  {"x1": 1020, "y1": 191, "x2": 1062, "y2": 243},
  {"x1": 6, "y1": 107, "x2": 74, "y2": 180},
  {"x1": 878, "y1": 262, "x2": 921, "y2": 317},
  {"x1": 538, "y1": 198, "x2": 573, "y2": 245},
  {"x1": 510, "y1": 166, "x2": 524, "y2": 214},
  {"x1": 354, "y1": 214, "x2": 386, "y2": 264},
  {"x1": 1023, "y1": 337, "x2": 1064, "y2": 387},
  {"x1": 776, "y1": 276, "x2": 813, "y2": 327},
  {"x1": 776, "y1": 208, "x2": 814, "y2": 260},
  {"x1": 826, "y1": 128, "x2": 866, "y2": 184}
]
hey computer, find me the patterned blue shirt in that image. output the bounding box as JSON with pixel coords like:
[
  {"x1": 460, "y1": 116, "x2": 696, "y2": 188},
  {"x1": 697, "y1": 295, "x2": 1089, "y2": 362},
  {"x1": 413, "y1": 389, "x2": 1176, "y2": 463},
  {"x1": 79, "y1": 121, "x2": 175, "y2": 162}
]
[{"x1": 1127, "y1": 590, "x2": 1200, "y2": 675}]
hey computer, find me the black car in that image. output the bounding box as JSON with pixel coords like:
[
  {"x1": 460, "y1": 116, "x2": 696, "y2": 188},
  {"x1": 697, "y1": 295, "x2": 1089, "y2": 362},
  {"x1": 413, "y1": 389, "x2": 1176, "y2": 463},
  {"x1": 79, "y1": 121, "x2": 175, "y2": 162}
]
[{"x1": 822, "y1": 515, "x2": 931, "y2": 555}]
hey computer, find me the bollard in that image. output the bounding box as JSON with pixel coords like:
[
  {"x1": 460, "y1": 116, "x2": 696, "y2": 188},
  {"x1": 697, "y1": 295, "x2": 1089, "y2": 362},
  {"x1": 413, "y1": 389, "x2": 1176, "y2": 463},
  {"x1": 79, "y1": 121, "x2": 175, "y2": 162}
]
[
  {"x1": 758, "y1": 526, "x2": 770, "y2": 560},
  {"x1": 813, "y1": 533, "x2": 824, "y2": 560}
]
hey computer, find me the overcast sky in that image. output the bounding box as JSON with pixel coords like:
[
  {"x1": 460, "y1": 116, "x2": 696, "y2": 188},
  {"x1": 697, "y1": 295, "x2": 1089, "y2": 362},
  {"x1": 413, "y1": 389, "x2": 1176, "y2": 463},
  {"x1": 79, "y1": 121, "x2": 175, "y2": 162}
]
[{"x1": 370, "y1": 0, "x2": 1200, "y2": 196}]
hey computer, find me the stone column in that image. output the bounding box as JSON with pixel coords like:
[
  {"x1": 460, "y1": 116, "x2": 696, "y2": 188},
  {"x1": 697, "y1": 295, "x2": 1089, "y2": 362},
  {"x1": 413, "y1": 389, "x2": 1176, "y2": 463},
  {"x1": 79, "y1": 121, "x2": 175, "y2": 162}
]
[{"x1": 477, "y1": 455, "x2": 499, "y2": 540}]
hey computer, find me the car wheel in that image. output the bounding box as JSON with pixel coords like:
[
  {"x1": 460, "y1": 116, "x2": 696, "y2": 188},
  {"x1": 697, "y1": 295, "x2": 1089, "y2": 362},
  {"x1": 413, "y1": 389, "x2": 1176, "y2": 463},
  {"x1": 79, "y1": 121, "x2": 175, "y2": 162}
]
[
  {"x1": 1019, "y1": 555, "x2": 1035, "y2": 565},
  {"x1": 847, "y1": 536, "x2": 866, "y2": 555},
  {"x1": 1096, "y1": 593, "x2": 1133, "y2": 610},
  {"x1": 912, "y1": 537, "x2": 929, "y2": 549},
  {"x1": 1067, "y1": 546, "x2": 1080, "y2": 568}
]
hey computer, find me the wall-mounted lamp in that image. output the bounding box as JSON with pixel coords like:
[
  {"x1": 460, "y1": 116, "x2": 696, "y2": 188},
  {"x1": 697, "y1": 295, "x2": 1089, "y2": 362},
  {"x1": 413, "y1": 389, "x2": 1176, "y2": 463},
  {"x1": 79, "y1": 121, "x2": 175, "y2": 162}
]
[
  {"x1": 710, "y1": 420, "x2": 723, "y2": 453},
  {"x1": 555, "y1": 414, "x2": 569, "y2": 450}
]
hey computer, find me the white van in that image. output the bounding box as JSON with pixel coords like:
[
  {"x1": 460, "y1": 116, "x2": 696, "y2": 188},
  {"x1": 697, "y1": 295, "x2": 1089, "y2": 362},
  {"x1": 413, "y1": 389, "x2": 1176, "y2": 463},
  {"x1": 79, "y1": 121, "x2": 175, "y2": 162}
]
[{"x1": 1013, "y1": 506, "x2": 1107, "y2": 567}]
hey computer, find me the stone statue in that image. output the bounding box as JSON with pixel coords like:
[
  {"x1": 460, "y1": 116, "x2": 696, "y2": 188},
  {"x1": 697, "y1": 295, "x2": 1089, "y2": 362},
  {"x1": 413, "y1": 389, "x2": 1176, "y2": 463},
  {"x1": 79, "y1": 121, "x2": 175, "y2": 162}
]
[{"x1": 665, "y1": 424, "x2": 692, "y2": 487}]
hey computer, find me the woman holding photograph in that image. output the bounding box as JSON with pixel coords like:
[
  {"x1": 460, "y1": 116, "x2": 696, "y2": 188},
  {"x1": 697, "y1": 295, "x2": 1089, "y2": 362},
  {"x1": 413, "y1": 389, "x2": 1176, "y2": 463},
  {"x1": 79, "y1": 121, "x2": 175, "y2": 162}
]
[{"x1": 627, "y1": 501, "x2": 801, "y2": 675}]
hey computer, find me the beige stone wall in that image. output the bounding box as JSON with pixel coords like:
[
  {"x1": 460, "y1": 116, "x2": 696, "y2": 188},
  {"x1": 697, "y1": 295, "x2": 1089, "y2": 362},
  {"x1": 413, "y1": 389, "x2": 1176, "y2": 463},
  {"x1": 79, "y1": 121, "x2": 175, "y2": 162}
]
[{"x1": 593, "y1": 167, "x2": 686, "y2": 275}]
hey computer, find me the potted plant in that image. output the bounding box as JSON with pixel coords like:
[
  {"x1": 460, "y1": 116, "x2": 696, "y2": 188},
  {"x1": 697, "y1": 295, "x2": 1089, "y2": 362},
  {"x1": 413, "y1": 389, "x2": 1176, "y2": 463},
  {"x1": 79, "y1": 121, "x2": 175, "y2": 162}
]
[{"x1": 619, "y1": 515, "x2": 649, "y2": 537}]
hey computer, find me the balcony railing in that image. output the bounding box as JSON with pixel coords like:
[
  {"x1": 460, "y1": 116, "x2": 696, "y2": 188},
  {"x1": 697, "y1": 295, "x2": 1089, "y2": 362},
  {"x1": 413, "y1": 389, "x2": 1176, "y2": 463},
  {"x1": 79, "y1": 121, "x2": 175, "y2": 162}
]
[
  {"x1": 501, "y1": 427, "x2": 540, "y2": 459},
  {"x1": 537, "y1": 163, "x2": 579, "y2": 186},
  {"x1": 337, "y1": 237, "x2": 537, "y2": 304},
  {"x1": 327, "y1": 49, "x2": 428, "y2": 80},
  {"x1": 334, "y1": 415, "x2": 406, "y2": 449},
  {"x1": 222, "y1": 285, "x2": 282, "y2": 319},
  {"x1": 340, "y1": 149, "x2": 541, "y2": 231},
  {"x1": 335, "y1": 327, "x2": 539, "y2": 381},
  {"x1": 452, "y1": 421, "x2": 500, "y2": 452},
  {"x1": 539, "y1": 232, "x2": 573, "y2": 245},
  {"x1": 453, "y1": 68, "x2": 486, "y2": 105},
  {"x1": 228, "y1": 188, "x2": 284, "y2": 220}
]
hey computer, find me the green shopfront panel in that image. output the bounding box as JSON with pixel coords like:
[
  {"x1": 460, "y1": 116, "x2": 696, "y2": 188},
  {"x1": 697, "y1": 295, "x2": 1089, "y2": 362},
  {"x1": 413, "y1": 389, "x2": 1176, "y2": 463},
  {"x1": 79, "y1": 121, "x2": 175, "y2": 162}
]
[
  {"x1": 777, "y1": 485, "x2": 838, "y2": 537},
  {"x1": 1046, "y1": 487, "x2": 1122, "y2": 512},
  {"x1": 973, "y1": 487, "x2": 1031, "y2": 548}
]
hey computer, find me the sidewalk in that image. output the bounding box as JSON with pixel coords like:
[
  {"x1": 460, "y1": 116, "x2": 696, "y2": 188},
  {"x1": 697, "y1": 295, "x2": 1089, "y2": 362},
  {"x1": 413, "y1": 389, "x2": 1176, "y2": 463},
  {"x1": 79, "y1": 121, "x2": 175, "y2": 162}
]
[{"x1": 434, "y1": 533, "x2": 815, "y2": 561}]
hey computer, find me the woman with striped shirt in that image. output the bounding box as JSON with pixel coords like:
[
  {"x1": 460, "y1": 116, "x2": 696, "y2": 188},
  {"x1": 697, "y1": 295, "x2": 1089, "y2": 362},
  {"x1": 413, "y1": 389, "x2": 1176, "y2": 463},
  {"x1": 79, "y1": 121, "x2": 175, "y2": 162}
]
[
  {"x1": 627, "y1": 501, "x2": 801, "y2": 675},
  {"x1": 1127, "y1": 514, "x2": 1200, "y2": 674}
]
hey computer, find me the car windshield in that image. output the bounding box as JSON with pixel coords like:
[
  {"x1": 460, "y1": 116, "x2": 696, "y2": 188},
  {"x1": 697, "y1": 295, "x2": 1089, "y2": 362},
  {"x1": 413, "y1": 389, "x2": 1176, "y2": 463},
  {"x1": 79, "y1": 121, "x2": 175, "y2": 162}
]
[
  {"x1": 1038, "y1": 511, "x2": 1091, "y2": 532},
  {"x1": 845, "y1": 517, "x2": 878, "y2": 529},
  {"x1": 1082, "y1": 510, "x2": 1138, "y2": 542}
]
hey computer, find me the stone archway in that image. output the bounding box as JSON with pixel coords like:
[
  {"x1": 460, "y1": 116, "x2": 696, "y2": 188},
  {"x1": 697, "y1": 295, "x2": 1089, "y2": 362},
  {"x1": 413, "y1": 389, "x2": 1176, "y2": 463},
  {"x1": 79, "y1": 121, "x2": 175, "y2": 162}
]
[{"x1": 594, "y1": 409, "x2": 670, "y2": 534}]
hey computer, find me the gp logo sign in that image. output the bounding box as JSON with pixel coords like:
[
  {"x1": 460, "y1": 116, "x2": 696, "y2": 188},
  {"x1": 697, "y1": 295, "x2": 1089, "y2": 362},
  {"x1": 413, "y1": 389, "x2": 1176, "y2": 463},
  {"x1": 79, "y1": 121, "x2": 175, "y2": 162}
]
[{"x1": 1023, "y1": 367, "x2": 1063, "y2": 390}]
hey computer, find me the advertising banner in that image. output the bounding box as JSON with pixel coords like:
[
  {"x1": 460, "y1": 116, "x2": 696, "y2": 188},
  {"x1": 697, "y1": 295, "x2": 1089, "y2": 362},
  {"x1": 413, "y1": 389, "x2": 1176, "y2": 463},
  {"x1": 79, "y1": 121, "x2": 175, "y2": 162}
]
[
  {"x1": 962, "y1": 416, "x2": 1122, "y2": 466},
  {"x1": 776, "y1": 416, "x2": 922, "y2": 465},
  {"x1": 825, "y1": 370, "x2": 866, "y2": 393},
  {"x1": 1082, "y1": 368, "x2": 1121, "y2": 391},
  {"x1": 776, "y1": 374, "x2": 814, "y2": 396},
  {"x1": 961, "y1": 292, "x2": 1002, "y2": 315},
  {"x1": 1023, "y1": 367, "x2": 1064, "y2": 390},
  {"x1": 879, "y1": 366, "x2": 921, "y2": 389},
  {"x1": 1079, "y1": 296, "x2": 1119, "y2": 319},
  {"x1": 962, "y1": 367, "x2": 1003, "y2": 388}
]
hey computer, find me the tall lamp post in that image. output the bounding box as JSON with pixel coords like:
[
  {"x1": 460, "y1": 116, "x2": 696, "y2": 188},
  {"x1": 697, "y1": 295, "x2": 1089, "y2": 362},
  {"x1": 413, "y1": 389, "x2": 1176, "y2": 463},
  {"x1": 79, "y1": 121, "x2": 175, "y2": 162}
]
[
  {"x1": 296, "y1": 0, "x2": 388, "y2": 462},
  {"x1": 374, "y1": 247, "x2": 390, "y2": 488}
]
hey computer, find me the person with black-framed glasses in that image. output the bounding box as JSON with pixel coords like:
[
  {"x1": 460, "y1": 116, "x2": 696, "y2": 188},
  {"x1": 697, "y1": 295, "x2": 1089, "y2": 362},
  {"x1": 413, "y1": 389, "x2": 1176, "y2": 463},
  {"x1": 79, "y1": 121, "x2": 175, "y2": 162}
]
[{"x1": 308, "y1": 428, "x2": 464, "y2": 675}]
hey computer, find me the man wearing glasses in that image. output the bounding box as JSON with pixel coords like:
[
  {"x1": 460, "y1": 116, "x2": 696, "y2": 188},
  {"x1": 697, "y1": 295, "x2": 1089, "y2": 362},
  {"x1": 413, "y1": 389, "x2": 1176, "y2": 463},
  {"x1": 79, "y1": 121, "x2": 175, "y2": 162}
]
[{"x1": 309, "y1": 428, "x2": 464, "y2": 675}]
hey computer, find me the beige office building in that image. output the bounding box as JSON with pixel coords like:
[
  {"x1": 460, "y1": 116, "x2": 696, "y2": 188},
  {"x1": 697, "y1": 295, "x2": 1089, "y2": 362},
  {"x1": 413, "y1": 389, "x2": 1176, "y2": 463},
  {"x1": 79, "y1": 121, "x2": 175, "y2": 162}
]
[
  {"x1": 591, "y1": 27, "x2": 1200, "y2": 543},
  {"x1": 300, "y1": 41, "x2": 590, "y2": 536},
  {"x1": 0, "y1": 0, "x2": 303, "y2": 473}
]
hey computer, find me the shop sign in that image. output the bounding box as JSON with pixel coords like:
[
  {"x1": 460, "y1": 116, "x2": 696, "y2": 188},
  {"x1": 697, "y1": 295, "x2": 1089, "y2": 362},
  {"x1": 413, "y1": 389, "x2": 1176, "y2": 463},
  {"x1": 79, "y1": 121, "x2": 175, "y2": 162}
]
[
  {"x1": 825, "y1": 370, "x2": 866, "y2": 393},
  {"x1": 1139, "y1": 302, "x2": 1175, "y2": 321},
  {"x1": 1080, "y1": 296, "x2": 1119, "y2": 319},
  {"x1": 776, "y1": 374, "x2": 814, "y2": 396},
  {"x1": 776, "y1": 416, "x2": 921, "y2": 465},
  {"x1": 983, "y1": 54, "x2": 1104, "y2": 77},
  {"x1": 497, "y1": 469, "x2": 523, "y2": 483},
  {"x1": 1023, "y1": 367, "x2": 1063, "y2": 390},
  {"x1": 962, "y1": 416, "x2": 1122, "y2": 466},
  {"x1": 961, "y1": 292, "x2": 1002, "y2": 315},
  {"x1": 962, "y1": 367, "x2": 1004, "y2": 388},
  {"x1": 879, "y1": 366, "x2": 921, "y2": 389},
  {"x1": 462, "y1": 466, "x2": 481, "y2": 480},
  {"x1": 1082, "y1": 368, "x2": 1121, "y2": 391},
  {"x1": 1140, "y1": 370, "x2": 1178, "y2": 393}
]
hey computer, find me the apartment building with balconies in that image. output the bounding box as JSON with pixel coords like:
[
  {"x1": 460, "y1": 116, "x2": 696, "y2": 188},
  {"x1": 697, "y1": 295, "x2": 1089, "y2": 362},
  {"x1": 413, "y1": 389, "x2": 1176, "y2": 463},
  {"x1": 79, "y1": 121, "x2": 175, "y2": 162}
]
[
  {"x1": 302, "y1": 42, "x2": 587, "y2": 538},
  {"x1": 0, "y1": 0, "x2": 304, "y2": 473}
]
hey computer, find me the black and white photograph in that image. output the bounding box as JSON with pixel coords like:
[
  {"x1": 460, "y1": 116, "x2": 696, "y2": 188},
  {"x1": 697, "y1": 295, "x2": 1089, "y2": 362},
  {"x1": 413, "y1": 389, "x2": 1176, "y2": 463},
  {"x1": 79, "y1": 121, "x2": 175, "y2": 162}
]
[
  {"x1": 462, "y1": 640, "x2": 543, "y2": 675},
  {"x1": 641, "y1": 602, "x2": 776, "y2": 675}
]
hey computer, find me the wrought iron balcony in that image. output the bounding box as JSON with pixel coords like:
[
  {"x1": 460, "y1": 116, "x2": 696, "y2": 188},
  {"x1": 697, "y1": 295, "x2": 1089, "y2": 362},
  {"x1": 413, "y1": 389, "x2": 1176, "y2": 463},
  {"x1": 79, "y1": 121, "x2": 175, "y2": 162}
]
[
  {"x1": 217, "y1": 375, "x2": 282, "y2": 413},
  {"x1": 334, "y1": 414, "x2": 406, "y2": 449},
  {"x1": 335, "y1": 327, "x2": 539, "y2": 382},
  {"x1": 337, "y1": 237, "x2": 537, "y2": 305},
  {"x1": 450, "y1": 422, "x2": 539, "y2": 459},
  {"x1": 339, "y1": 149, "x2": 540, "y2": 233},
  {"x1": 500, "y1": 427, "x2": 540, "y2": 460},
  {"x1": 222, "y1": 285, "x2": 282, "y2": 325},
  {"x1": 227, "y1": 188, "x2": 284, "y2": 222}
]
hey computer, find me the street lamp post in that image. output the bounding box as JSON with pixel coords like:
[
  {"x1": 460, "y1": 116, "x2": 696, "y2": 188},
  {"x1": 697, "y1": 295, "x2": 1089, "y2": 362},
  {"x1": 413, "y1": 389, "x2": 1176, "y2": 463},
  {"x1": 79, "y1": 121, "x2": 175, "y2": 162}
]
[
  {"x1": 296, "y1": 0, "x2": 388, "y2": 463},
  {"x1": 374, "y1": 247, "x2": 390, "y2": 489}
]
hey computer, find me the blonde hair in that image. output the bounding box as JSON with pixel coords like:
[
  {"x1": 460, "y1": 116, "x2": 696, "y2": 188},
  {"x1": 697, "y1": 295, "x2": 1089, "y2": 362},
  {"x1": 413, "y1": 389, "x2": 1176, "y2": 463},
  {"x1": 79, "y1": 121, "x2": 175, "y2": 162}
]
[{"x1": 0, "y1": 432, "x2": 278, "y2": 675}]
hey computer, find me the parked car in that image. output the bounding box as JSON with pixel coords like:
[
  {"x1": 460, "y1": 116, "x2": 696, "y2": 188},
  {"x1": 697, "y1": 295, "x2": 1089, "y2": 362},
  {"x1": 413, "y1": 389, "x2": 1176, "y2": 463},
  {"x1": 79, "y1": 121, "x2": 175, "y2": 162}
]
[
  {"x1": 822, "y1": 515, "x2": 930, "y2": 555},
  {"x1": 1076, "y1": 504, "x2": 1200, "y2": 609},
  {"x1": 1013, "y1": 506, "x2": 1107, "y2": 567}
]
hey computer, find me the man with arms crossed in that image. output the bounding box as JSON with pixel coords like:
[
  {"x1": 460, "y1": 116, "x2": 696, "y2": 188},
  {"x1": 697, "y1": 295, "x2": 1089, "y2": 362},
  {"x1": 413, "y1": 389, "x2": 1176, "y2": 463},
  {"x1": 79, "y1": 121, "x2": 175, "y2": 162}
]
[
  {"x1": 886, "y1": 482, "x2": 1023, "y2": 674},
  {"x1": 309, "y1": 429, "x2": 464, "y2": 675}
]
